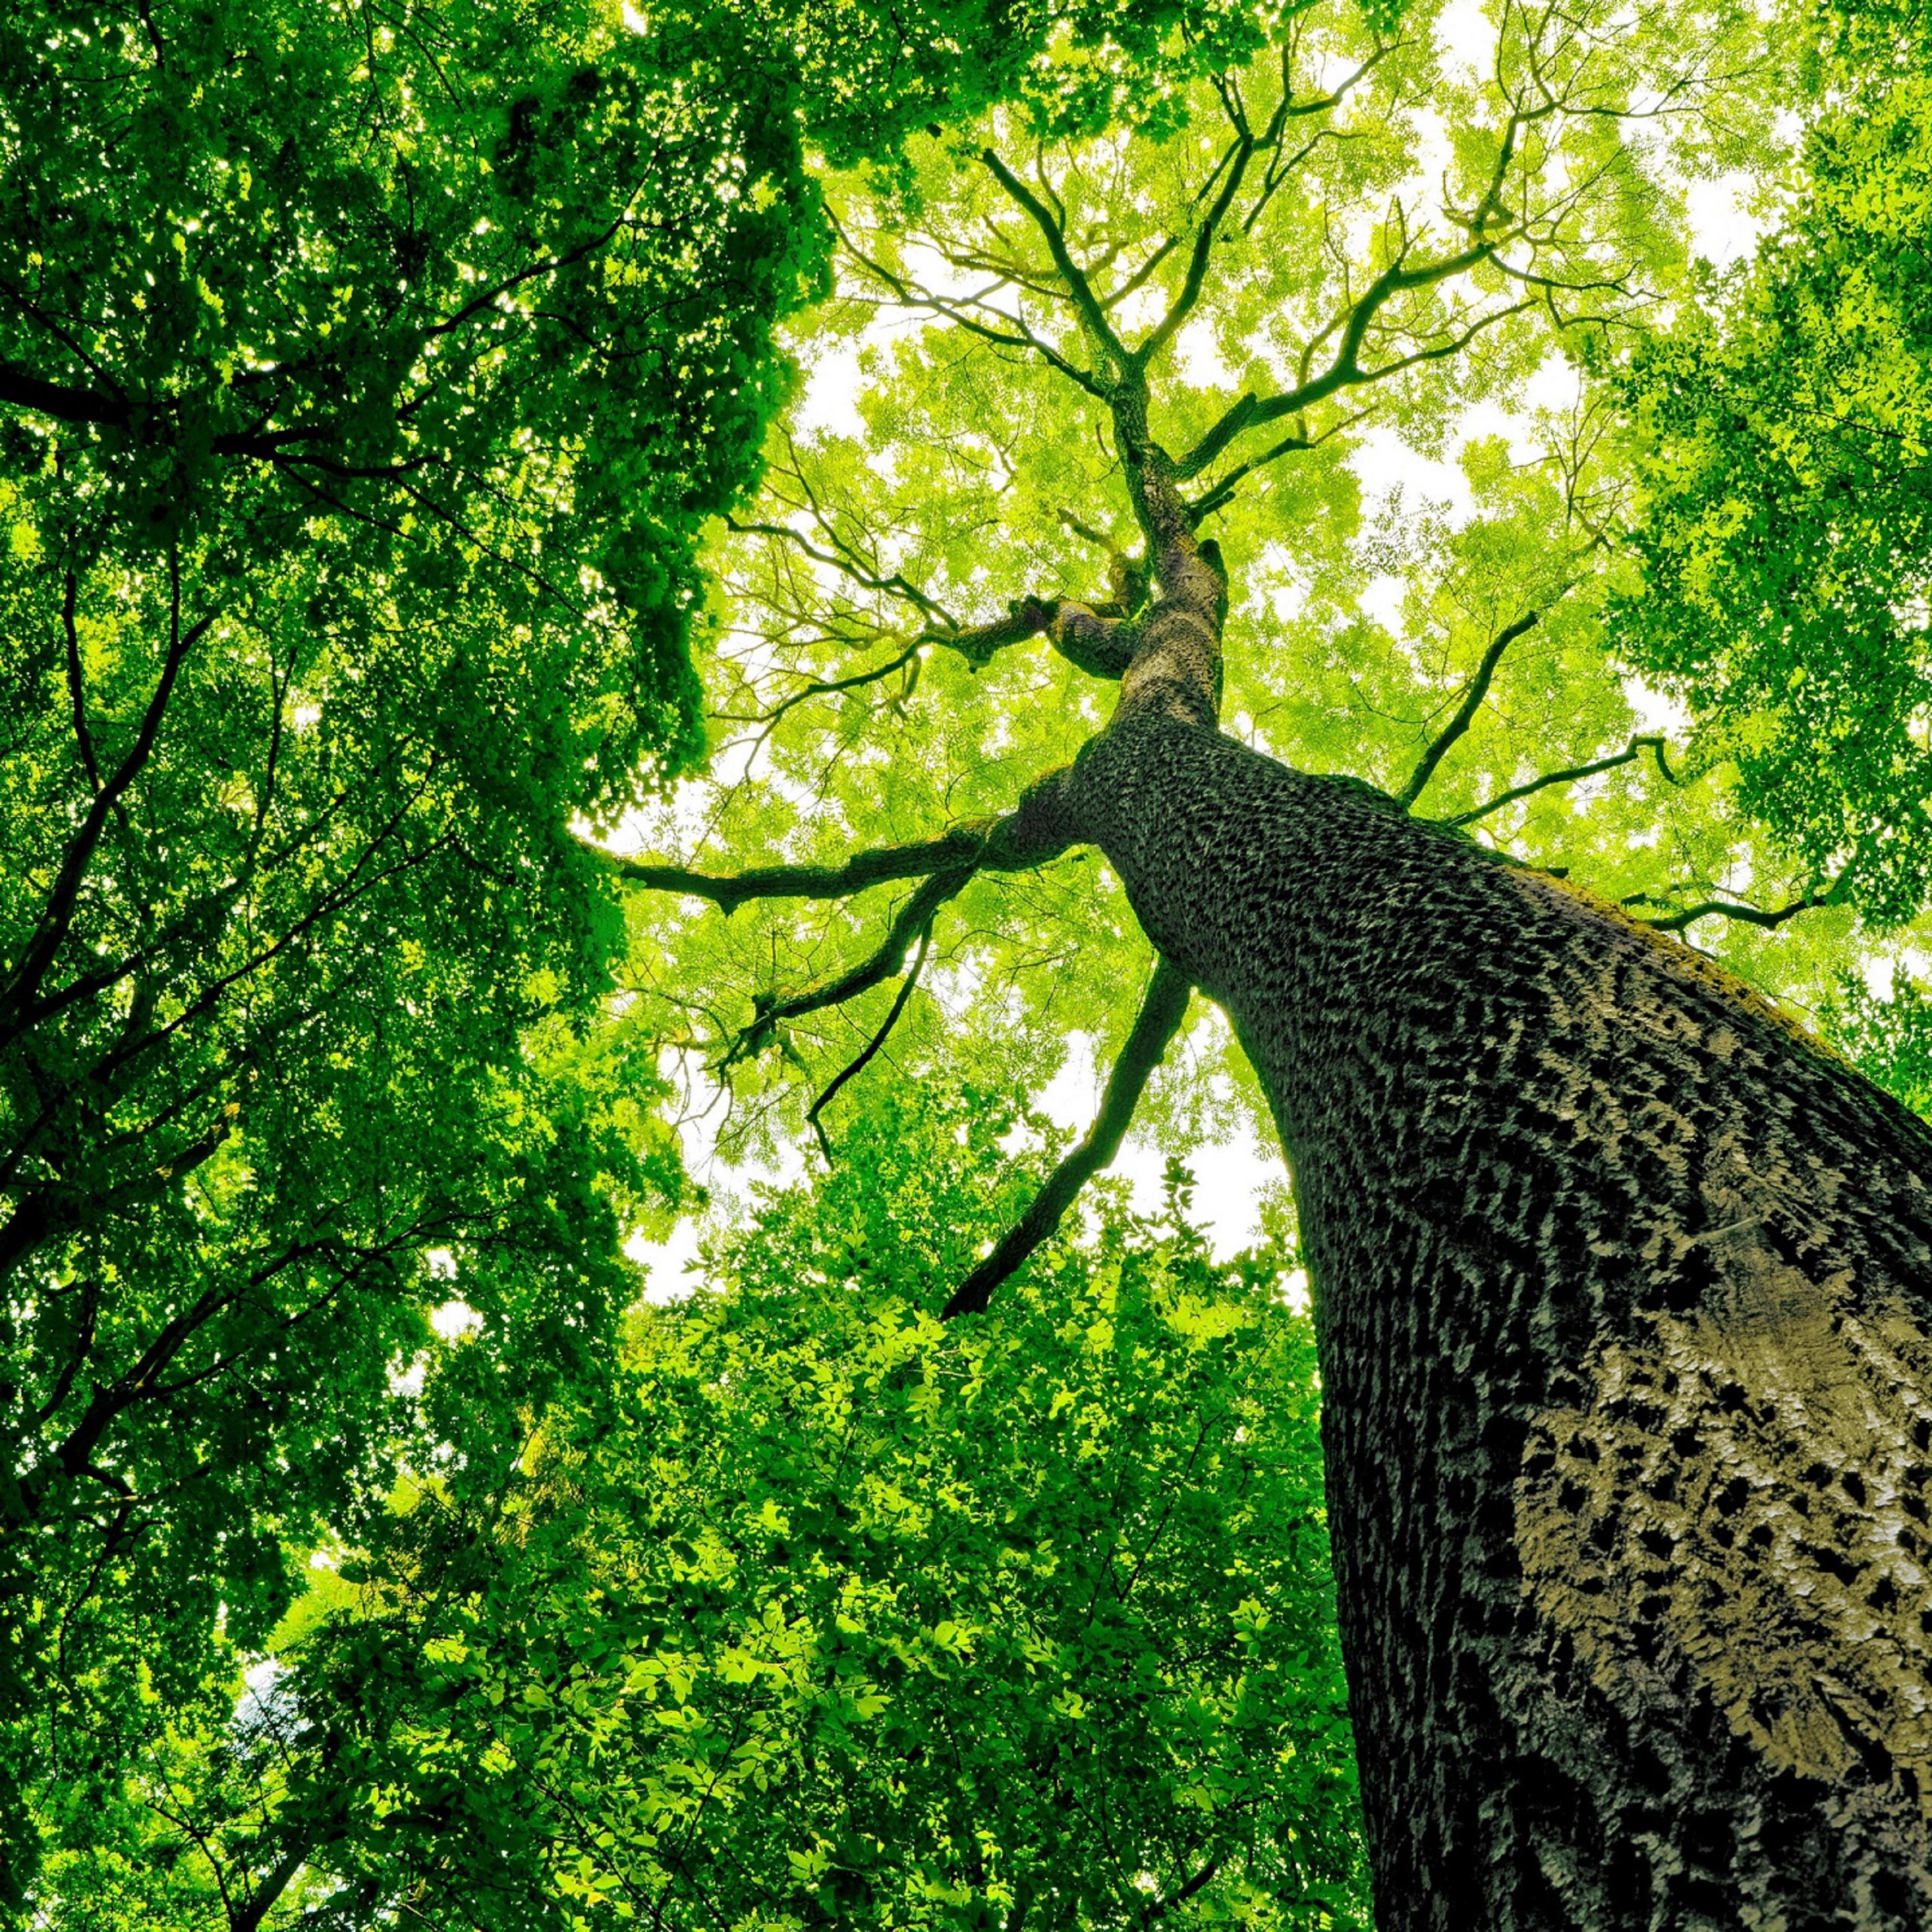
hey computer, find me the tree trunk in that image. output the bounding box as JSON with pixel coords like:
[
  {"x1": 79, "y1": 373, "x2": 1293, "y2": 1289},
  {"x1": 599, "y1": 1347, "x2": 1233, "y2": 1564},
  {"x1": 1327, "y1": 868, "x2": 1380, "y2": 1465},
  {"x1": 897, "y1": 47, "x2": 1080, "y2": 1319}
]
[{"x1": 1068, "y1": 706, "x2": 1932, "y2": 1930}]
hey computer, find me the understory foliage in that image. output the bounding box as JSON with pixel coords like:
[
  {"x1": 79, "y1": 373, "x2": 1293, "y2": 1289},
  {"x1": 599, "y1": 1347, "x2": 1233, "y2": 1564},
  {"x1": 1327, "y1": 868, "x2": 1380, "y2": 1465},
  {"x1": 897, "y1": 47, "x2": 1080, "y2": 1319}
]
[
  {"x1": 40, "y1": 1089, "x2": 1364, "y2": 1931},
  {"x1": 0, "y1": 0, "x2": 1297, "y2": 1910}
]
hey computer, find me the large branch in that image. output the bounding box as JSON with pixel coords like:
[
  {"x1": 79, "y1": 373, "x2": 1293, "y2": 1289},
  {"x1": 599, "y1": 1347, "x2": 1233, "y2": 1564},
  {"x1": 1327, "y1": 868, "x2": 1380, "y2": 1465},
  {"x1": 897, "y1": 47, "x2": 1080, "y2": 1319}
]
[
  {"x1": 942, "y1": 958, "x2": 1193, "y2": 1319},
  {"x1": 598, "y1": 823, "x2": 1004, "y2": 913},
  {"x1": 0, "y1": 359, "x2": 126, "y2": 427},
  {"x1": 601, "y1": 766, "x2": 1082, "y2": 918},
  {"x1": 980, "y1": 151, "x2": 1130, "y2": 375},
  {"x1": 0, "y1": 359, "x2": 335, "y2": 459}
]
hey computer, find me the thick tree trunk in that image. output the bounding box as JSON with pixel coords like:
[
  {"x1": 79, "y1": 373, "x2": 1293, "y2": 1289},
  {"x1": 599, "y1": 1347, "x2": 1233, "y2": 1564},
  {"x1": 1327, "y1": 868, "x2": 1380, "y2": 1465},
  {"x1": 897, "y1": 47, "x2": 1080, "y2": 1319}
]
[{"x1": 1069, "y1": 707, "x2": 1932, "y2": 1930}]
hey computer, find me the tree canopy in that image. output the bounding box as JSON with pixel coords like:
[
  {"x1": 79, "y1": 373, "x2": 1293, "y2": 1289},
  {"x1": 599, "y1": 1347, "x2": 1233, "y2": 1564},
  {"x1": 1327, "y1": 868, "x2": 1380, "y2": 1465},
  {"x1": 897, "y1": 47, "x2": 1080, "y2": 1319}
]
[{"x1": 9, "y1": 0, "x2": 1932, "y2": 1920}]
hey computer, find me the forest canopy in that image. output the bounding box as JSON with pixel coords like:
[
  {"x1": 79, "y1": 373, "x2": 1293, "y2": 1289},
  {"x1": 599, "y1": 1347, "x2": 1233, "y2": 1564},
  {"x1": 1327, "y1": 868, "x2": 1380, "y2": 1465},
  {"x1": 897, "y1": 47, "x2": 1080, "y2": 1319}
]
[{"x1": 5, "y1": 0, "x2": 1932, "y2": 1923}]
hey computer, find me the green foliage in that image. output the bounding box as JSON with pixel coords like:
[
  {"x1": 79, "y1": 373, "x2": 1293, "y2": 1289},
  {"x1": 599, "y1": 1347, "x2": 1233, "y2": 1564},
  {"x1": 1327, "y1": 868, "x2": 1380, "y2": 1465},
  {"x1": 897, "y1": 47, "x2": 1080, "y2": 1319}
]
[
  {"x1": 1, "y1": 0, "x2": 1274, "y2": 1907},
  {"x1": 1823, "y1": 968, "x2": 1932, "y2": 1119},
  {"x1": 17, "y1": 0, "x2": 1929, "y2": 1918},
  {"x1": 36, "y1": 1088, "x2": 1364, "y2": 1930},
  {"x1": 0, "y1": 0, "x2": 824, "y2": 1893},
  {"x1": 626, "y1": 0, "x2": 1809, "y2": 1174},
  {"x1": 1611, "y1": 0, "x2": 1932, "y2": 922}
]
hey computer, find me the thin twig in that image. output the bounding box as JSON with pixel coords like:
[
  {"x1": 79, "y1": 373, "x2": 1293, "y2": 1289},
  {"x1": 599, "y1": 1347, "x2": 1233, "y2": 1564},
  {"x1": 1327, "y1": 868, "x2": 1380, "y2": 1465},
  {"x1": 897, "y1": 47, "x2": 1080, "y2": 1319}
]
[{"x1": 806, "y1": 923, "x2": 933, "y2": 1159}]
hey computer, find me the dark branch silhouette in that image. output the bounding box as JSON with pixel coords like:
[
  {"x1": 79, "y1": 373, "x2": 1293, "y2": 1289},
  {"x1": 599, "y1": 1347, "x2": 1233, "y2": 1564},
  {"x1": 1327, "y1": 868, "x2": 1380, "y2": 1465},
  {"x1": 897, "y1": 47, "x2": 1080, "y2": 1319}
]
[
  {"x1": 943, "y1": 959, "x2": 1192, "y2": 1319},
  {"x1": 1444, "y1": 733, "x2": 1682, "y2": 828},
  {"x1": 1394, "y1": 608, "x2": 1545, "y2": 810},
  {"x1": 807, "y1": 922, "x2": 933, "y2": 1158},
  {"x1": 599, "y1": 823, "x2": 1003, "y2": 913},
  {"x1": 731, "y1": 868, "x2": 971, "y2": 1065},
  {"x1": 1630, "y1": 881, "x2": 1845, "y2": 934}
]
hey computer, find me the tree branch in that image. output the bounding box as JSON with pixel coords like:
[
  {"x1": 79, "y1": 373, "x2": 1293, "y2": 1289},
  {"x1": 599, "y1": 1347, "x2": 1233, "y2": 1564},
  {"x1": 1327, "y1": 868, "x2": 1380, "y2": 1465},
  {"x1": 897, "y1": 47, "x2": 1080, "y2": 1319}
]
[
  {"x1": 0, "y1": 576, "x2": 214, "y2": 1048},
  {"x1": 1393, "y1": 608, "x2": 1544, "y2": 810},
  {"x1": 230, "y1": 1840, "x2": 312, "y2": 1932},
  {"x1": 728, "y1": 641, "x2": 923, "y2": 738},
  {"x1": 0, "y1": 359, "x2": 127, "y2": 427},
  {"x1": 1184, "y1": 410, "x2": 1368, "y2": 523},
  {"x1": 980, "y1": 150, "x2": 1129, "y2": 375},
  {"x1": 828, "y1": 208, "x2": 1111, "y2": 401},
  {"x1": 806, "y1": 922, "x2": 932, "y2": 1158},
  {"x1": 1136, "y1": 128, "x2": 1254, "y2": 369},
  {"x1": 732, "y1": 868, "x2": 970, "y2": 1065},
  {"x1": 597, "y1": 823, "x2": 1005, "y2": 913},
  {"x1": 942, "y1": 959, "x2": 1192, "y2": 1319},
  {"x1": 1631, "y1": 883, "x2": 1843, "y2": 933},
  {"x1": 1145, "y1": 1858, "x2": 1220, "y2": 1923},
  {"x1": 1443, "y1": 734, "x2": 1679, "y2": 828},
  {"x1": 1175, "y1": 247, "x2": 1515, "y2": 479},
  {"x1": 725, "y1": 511, "x2": 958, "y2": 631},
  {"x1": 62, "y1": 568, "x2": 102, "y2": 793}
]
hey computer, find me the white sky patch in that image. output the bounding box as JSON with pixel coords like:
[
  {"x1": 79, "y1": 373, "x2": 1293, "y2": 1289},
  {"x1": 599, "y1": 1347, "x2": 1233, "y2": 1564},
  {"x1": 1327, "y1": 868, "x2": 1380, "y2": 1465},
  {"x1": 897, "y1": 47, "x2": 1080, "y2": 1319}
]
[
  {"x1": 1357, "y1": 569, "x2": 1411, "y2": 637},
  {"x1": 1176, "y1": 317, "x2": 1235, "y2": 391},
  {"x1": 1621, "y1": 672, "x2": 1693, "y2": 739},
  {"x1": 794, "y1": 338, "x2": 869, "y2": 438},
  {"x1": 626, "y1": 1091, "x2": 811, "y2": 1303},
  {"x1": 430, "y1": 1299, "x2": 482, "y2": 1341},
  {"x1": 628, "y1": 1217, "x2": 706, "y2": 1304},
  {"x1": 1434, "y1": 0, "x2": 1496, "y2": 81},
  {"x1": 1862, "y1": 950, "x2": 1932, "y2": 997},
  {"x1": 1351, "y1": 426, "x2": 1476, "y2": 524},
  {"x1": 1037, "y1": 1035, "x2": 1280, "y2": 1259},
  {"x1": 1684, "y1": 173, "x2": 1767, "y2": 272}
]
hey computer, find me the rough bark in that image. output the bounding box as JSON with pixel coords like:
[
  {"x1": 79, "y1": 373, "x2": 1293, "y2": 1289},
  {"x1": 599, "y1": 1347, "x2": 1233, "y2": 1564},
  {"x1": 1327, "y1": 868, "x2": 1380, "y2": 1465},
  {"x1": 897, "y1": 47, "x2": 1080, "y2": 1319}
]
[
  {"x1": 936, "y1": 413, "x2": 1932, "y2": 1924},
  {"x1": 1066, "y1": 705, "x2": 1932, "y2": 1928},
  {"x1": 665, "y1": 367, "x2": 1932, "y2": 1918}
]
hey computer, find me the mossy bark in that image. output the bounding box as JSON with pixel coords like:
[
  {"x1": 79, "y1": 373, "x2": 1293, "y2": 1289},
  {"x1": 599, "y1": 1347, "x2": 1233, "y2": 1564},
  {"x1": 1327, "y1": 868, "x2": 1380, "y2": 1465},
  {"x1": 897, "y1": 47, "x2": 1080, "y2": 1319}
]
[{"x1": 1069, "y1": 706, "x2": 1932, "y2": 1930}]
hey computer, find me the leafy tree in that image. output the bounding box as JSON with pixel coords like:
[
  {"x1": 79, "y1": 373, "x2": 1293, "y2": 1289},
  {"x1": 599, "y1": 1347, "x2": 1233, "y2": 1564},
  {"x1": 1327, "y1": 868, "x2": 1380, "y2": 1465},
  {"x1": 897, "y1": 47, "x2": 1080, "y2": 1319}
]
[
  {"x1": 17, "y1": 0, "x2": 1932, "y2": 1923},
  {"x1": 37, "y1": 1088, "x2": 1366, "y2": 1931},
  {"x1": 579, "y1": 0, "x2": 1932, "y2": 1921},
  {"x1": 1613, "y1": 0, "x2": 1932, "y2": 922},
  {"x1": 0, "y1": 0, "x2": 1256, "y2": 1906}
]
